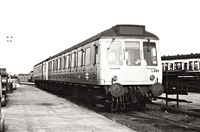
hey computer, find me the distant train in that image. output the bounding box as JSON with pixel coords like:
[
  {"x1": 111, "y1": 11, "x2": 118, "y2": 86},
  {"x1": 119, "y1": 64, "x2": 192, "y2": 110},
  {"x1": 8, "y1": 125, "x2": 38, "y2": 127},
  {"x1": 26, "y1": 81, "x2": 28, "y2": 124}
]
[
  {"x1": 162, "y1": 53, "x2": 200, "y2": 92},
  {"x1": 33, "y1": 25, "x2": 164, "y2": 111},
  {"x1": 162, "y1": 53, "x2": 200, "y2": 71}
]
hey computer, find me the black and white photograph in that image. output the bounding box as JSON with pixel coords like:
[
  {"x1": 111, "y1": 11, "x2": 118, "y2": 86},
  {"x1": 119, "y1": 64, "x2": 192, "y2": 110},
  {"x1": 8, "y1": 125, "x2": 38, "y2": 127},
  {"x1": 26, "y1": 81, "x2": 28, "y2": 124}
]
[{"x1": 0, "y1": 0, "x2": 200, "y2": 131}]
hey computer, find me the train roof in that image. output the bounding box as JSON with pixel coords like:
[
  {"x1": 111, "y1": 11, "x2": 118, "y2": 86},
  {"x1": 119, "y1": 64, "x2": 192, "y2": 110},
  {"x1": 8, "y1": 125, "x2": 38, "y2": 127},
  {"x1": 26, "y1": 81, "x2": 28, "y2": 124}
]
[
  {"x1": 34, "y1": 58, "x2": 49, "y2": 67},
  {"x1": 34, "y1": 25, "x2": 159, "y2": 67},
  {"x1": 162, "y1": 53, "x2": 200, "y2": 60}
]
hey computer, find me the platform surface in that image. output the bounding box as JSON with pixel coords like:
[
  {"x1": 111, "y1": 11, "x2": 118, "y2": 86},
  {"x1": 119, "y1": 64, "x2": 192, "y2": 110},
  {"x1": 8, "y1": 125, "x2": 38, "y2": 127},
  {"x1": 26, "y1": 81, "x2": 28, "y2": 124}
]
[{"x1": 3, "y1": 85, "x2": 135, "y2": 132}]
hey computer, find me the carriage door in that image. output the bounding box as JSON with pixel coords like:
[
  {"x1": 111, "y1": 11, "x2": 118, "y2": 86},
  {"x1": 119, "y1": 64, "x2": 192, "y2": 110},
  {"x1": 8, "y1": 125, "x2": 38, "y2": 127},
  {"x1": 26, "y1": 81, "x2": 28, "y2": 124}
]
[
  {"x1": 71, "y1": 49, "x2": 77, "y2": 83},
  {"x1": 93, "y1": 41, "x2": 99, "y2": 84},
  {"x1": 77, "y1": 47, "x2": 84, "y2": 83},
  {"x1": 83, "y1": 43, "x2": 93, "y2": 83}
]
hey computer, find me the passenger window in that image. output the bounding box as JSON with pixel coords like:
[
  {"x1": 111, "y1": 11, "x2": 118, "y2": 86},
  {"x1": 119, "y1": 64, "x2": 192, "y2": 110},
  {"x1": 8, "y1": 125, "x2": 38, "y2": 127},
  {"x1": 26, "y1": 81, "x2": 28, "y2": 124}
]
[
  {"x1": 194, "y1": 61, "x2": 198, "y2": 70},
  {"x1": 58, "y1": 59, "x2": 60, "y2": 70},
  {"x1": 94, "y1": 46, "x2": 98, "y2": 65},
  {"x1": 59, "y1": 58, "x2": 62, "y2": 70},
  {"x1": 165, "y1": 63, "x2": 168, "y2": 71},
  {"x1": 175, "y1": 62, "x2": 182, "y2": 70},
  {"x1": 53, "y1": 60, "x2": 55, "y2": 71},
  {"x1": 78, "y1": 50, "x2": 83, "y2": 67},
  {"x1": 66, "y1": 55, "x2": 70, "y2": 69},
  {"x1": 83, "y1": 51, "x2": 85, "y2": 66},
  {"x1": 189, "y1": 61, "x2": 193, "y2": 70},
  {"x1": 61, "y1": 57, "x2": 63, "y2": 70},
  {"x1": 170, "y1": 63, "x2": 173, "y2": 70},
  {"x1": 49, "y1": 62, "x2": 51, "y2": 71},
  {"x1": 125, "y1": 41, "x2": 140, "y2": 66},
  {"x1": 184, "y1": 63, "x2": 188, "y2": 70},
  {"x1": 85, "y1": 48, "x2": 91, "y2": 66},
  {"x1": 66, "y1": 55, "x2": 68, "y2": 69},
  {"x1": 143, "y1": 42, "x2": 158, "y2": 66},
  {"x1": 63, "y1": 56, "x2": 66, "y2": 69},
  {"x1": 56, "y1": 59, "x2": 58, "y2": 70},
  {"x1": 71, "y1": 53, "x2": 76, "y2": 68},
  {"x1": 51, "y1": 61, "x2": 53, "y2": 71},
  {"x1": 44, "y1": 63, "x2": 46, "y2": 72},
  {"x1": 48, "y1": 62, "x2": 50, "y2": 71},
  {"x1": 107, "y1": 41, "x2": 122, "y2": 66},
  {"x1": 49, "y1": 61, "x2": 51, "y2": 71},
  {"x1": 162, "y1": 63, "x2": 164, "y2": 71}
]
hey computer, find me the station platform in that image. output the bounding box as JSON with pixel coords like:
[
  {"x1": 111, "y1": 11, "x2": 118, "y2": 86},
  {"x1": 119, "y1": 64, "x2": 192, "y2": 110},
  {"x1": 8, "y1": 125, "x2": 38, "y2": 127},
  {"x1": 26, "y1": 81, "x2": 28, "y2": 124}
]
[{"x1": 3, "y1": 85, "x2": 135, "y2": 132}]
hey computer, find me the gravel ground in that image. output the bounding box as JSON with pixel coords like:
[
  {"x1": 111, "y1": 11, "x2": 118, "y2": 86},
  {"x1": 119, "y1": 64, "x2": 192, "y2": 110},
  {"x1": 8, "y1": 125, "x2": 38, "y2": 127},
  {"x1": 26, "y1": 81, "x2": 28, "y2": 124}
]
[
  {"x1": 62, "y1": 95, "x2": 200, "y2": 132},
  {"x1": 99, "y1": 104, "x2": 200, "y2": 132}
]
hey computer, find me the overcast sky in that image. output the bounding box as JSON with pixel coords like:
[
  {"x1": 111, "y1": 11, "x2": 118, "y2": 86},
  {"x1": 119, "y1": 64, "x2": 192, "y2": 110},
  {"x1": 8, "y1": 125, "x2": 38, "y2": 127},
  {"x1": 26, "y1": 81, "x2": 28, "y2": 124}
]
[{"x1": 0, "y1": 0, "x2": 200, "y2": 75}]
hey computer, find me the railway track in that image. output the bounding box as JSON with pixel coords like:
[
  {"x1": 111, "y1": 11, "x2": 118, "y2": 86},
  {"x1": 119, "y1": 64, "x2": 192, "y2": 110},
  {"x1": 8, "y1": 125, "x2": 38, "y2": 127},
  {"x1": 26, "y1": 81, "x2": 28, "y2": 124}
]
[
  {"x1": 133, "y1": 111, "x2": 200, "y2": 131},
  {"x1": 100, "y1": 103, "x2": 200, "y2": 132},
  {"x1": 148, "y1": 101, "x2": 200, "y2": 118}
]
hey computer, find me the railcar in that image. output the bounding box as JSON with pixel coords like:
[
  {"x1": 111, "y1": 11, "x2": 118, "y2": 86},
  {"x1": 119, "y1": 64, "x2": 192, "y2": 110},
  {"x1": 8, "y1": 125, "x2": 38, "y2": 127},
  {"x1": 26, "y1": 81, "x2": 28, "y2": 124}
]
[
  {"x1": 34, "y1": 25, "x2": 164, "y2": 111},
  {"x1": 162, "y1": 53, "x2": 200, "y2": 92}
]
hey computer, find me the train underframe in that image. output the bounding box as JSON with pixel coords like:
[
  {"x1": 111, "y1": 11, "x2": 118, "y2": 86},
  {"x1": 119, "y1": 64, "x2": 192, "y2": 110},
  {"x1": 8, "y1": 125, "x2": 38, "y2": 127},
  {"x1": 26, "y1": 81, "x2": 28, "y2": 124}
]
[{"x1": 35, "y1": 80, "x2": 158, "y2": 112}]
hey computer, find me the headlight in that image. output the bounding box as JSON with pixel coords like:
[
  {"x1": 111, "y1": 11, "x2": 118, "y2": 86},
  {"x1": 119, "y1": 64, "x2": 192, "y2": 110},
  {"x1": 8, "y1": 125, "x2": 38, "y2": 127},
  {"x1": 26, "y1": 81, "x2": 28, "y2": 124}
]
[
  {"x1": 112, "y1": 75, "x2": 118, "y2": 81},
  {"x1": 150, "y1": 75, "x2": 155, "y2": 81}
]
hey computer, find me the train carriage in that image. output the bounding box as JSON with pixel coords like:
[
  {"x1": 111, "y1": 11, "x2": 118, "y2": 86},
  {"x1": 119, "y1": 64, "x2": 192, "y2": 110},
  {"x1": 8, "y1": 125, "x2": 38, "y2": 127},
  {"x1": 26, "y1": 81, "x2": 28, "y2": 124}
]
[
  {"x1": 34, "y1": 25, "x2": 164, "y2": 111},
  {"x1": 162, "y1": 53, "x2": 200, "y2": 92}
]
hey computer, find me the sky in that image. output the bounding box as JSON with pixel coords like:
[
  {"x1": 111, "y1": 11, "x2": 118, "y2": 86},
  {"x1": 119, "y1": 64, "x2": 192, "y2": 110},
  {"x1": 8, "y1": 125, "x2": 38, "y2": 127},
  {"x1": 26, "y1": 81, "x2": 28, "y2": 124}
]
[{"x1": 0, "y1": 0, "x2": 200, "y2": 75}]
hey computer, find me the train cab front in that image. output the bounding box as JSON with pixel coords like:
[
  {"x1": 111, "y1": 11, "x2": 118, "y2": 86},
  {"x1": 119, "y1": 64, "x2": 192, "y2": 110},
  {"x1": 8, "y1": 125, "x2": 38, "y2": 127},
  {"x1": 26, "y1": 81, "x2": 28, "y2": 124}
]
[{"x1": 99, "y1": 37, "x2": 164, "y2": 111}]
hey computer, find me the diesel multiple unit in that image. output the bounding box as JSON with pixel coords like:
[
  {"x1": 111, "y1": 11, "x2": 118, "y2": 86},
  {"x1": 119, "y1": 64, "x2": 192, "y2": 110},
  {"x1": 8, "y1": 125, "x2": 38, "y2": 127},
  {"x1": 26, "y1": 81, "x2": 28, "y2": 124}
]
[{"x1": 33, "y1": 25, "x2": 164, "y2": 111}]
